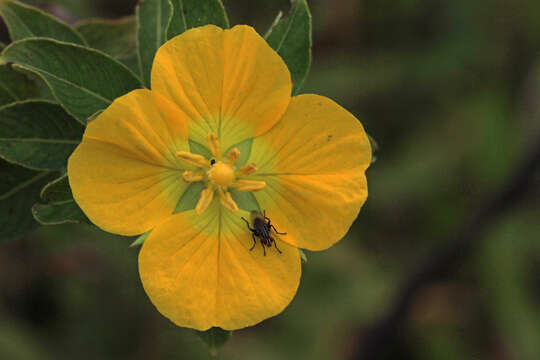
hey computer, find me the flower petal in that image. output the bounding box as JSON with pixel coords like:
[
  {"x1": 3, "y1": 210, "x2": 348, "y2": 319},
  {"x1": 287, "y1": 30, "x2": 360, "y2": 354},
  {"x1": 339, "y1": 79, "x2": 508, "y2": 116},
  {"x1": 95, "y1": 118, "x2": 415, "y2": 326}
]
[
  {"x1": 151, "y1": 25, "x2": 291, "y2": 151},
  {"x1": 138, "y1": 199, "x2": 301, "y2": 330},
  {"x1": 68, "y1": 89, "x2": 190, "y2": 235},
  {"x1": 247, "y1": 94, "x2": 371, "y2": 251}
]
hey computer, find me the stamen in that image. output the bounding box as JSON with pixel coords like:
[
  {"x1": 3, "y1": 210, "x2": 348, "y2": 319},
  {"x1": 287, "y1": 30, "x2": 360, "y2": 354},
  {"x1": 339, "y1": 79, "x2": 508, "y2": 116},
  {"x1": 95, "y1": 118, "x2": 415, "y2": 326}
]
[
  {"x1": 217, "y1": 188, "x2": 239, "y2": 213},
  {"x1": 195, "y1": 186, "x2": 214, "y2": 215},
  {"x1": 226, "y1": 147, "x2": 240, "y2": 164},
  {"x1": 238, "y1": 163, "x2": 257, "y2": 176},
  {"x1": 182, "y1": 170, "x2": 203, "y2": 183},
  {"x1": 177, "y1": 151, "x2": 209, "y2": 168},
  {"x1": 207, "y1": 133, "x2": 221, "y2": 159},
  {"x1": 231, "y1": 179, "x2": 266, "y2": 192}
]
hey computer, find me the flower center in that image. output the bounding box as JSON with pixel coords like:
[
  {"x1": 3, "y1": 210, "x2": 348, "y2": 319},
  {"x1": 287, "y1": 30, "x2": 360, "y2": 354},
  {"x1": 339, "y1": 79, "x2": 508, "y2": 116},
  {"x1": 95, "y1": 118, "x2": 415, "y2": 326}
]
[
  {"x1": 208, "y1": 161, "x2": 235, "y2": 186},
  {"x1": 176, "y1": 132, "x2": 266, "y2": 215}
]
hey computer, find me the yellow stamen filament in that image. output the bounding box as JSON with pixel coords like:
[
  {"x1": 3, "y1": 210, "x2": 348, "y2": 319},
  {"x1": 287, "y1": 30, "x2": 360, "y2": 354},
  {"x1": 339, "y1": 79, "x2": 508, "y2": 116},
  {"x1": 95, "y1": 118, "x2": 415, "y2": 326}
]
[
  {"x1": 207, "y1": 133, "x2": 221, "y2": 159},
  {"x1": 226, "y1": 147, "x2": 240, "y2": 163},
  {"x1": 195, "y1": 186, "x2": 214, "y2": 215},
  {"x1": 239, "y1": 163, "x2": 257, "y2": 176},
  {"x1": 182, "y1": 170, "x2": 203, "y2": 183},
  {"x1": 231, "y1": 179, "x2": 266, "y2": 192},
  {"x1": 177, "y1": 151, "x2": 209, "y2": 168},
  {"x1": 217, "y1": 188, "x2": 239, "y2": 213}
]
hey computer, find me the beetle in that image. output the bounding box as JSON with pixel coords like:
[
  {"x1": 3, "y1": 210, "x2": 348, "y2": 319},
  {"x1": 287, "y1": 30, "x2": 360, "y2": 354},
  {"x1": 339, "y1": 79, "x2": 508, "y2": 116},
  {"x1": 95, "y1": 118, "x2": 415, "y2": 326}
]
[{"x1": 241, "y1": 210, "x2": 286, "y2": 256}]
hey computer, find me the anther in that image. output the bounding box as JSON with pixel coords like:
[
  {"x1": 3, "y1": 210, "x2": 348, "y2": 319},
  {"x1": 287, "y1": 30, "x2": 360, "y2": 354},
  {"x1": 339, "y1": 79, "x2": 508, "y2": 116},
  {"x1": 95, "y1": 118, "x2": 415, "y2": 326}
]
[
  {"x1": 239, "y1": 163, "x2": 257, "y2": 176},
  {"x1": 195, "y1": 186, "x2": 214, "y2": 215},
  {"x1": 176, "y1": 151, "x2": 209, "y2": 168},
  {"x1": 231, "y1": 179, "x2": 266, "y2": 192},
  {"x1": 226, "y1": 147, "x2": 240, "y2": 163},
  {"x1": 217, "y1": 188, "x2": 238, "y2": 213},
  {"x1": 182, "y1": 170, "x2": 203, "y2": 183},
  {"x1": 207, "y1": 133, "x2": 221, "y2": 159}
]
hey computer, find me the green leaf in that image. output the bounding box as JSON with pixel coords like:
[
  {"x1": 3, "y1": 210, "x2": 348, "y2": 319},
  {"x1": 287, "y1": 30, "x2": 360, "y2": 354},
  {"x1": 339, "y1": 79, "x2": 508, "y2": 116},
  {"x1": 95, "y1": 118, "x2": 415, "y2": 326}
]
[
  {"x1": 299, "y1": 249, "x2": 308, "y2": 263},
  {"x1": 0, "y1": 0, "x2": 86, "y2": 45},
  {"x1": 0, "y1": 159, "x2": 55, "y2": 241},
  {"x1": 195, "y1": 327, "x2": 232, "y2": 356},
  {"x1": 265, "y1": 0, "x2": 312, "y2": 94},
  {"x1": 35, "y1": 172, "x2": 89, "y2": 225},
  {"x1": 40, "y1": 172, "x2": 71, "y2": 202},
  {"x1": 174, "y1": 181, "x2": 204, "y2": 213},
  {"x1": 32, "y1": 200, "x2": 89, "y2": 225},
  {"x1": 0, "y1": 63, "x2": 39, "y2": 106},
  {"x1": 129, "y1": 230, "x2": 151, "y2": 247},
  {"x1": 1, "y1": 38, "x2": 142, "y2": 124},
  {"x1": 0, "y1": 100, "x2": 83, "y2": 170},
  {"x1": 136, "y1": 0, "x2": 171, "y2": 87},
  {"x1": 166, "y1": 0, "x2": 229, "y2": 40},
  {"x1": 75, "y1": 16, "x2": 137, "y2": 60}
]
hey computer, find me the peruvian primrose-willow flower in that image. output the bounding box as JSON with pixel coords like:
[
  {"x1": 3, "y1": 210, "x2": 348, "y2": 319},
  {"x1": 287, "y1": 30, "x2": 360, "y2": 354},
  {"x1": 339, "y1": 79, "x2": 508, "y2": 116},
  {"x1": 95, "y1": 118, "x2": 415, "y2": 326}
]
[{"x1": 67, "y1": 25, "x2": 371, "y2": 330}]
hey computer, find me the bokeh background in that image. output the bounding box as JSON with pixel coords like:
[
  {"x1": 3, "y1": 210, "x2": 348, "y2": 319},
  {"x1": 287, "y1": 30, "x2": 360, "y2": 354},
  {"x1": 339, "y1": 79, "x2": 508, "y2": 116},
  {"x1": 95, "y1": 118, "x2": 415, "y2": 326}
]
[{"x1": 1, "y1": 0, "x2": 540, "y2": 359}]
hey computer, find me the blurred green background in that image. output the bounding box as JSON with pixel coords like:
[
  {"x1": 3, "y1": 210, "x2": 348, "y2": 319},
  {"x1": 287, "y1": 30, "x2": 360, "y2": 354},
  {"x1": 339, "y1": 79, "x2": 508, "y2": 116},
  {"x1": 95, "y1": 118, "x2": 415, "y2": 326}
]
[{"x1": 1, "y1": 0, "x2": 540, "y2": 359}]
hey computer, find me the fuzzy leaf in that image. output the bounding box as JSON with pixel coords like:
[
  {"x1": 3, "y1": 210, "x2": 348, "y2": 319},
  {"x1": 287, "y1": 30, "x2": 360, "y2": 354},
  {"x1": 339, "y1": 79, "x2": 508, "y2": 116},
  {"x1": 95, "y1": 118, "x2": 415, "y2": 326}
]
[
  {"x1": 136, "y1": 0, "x2": 171, "y2": 87},
  {"x1": 129, "y1": 231, "x2": 151, "y2": 247},
  {"x1": 1, "y1": 38, "x2": 142, "y2": 124},
  {"x1": 195, "y1": 327, "x2": 232, "y2": 356},
  {"x1": 0, "y1": 159, "x2": 55, "y2": 241},
  {"x1": 32, "y1": 200, "x2": 89, "y2": 225},
  {"x1": 166, "y1": 0, "x2": 229, "y2": 39},
  {"x1": 0, "y1": 100, "x2": 83, "y2": 170},
  {"x1": 0, "y1": 0, "x2": 86, "y2": 45},
  {"x1": 40, "y1": 172, "x2": 71, "y2": 202},
  {"x1": 265, "y1": 0, "x2": 312, "y2": 94},
  {"x1": 0, "y1": 63, "x2": 39, "y2": 106},
  {"x1": 76, "y1": 16, "x2": 137, "y2": 60}
]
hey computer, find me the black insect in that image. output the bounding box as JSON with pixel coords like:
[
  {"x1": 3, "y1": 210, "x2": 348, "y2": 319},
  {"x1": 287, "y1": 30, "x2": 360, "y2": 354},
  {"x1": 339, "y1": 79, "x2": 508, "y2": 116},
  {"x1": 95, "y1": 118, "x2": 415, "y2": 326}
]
[{"x1": 241, "y1": 210, "x2": 286, "y2": 256}]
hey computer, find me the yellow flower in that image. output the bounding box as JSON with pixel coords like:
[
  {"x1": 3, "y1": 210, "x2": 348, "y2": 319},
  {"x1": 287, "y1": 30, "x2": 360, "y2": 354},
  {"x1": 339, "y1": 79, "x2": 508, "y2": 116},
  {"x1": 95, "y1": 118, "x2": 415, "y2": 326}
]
[{"x1": 67, "y1": 25, "x2": 371, "y2": 330}]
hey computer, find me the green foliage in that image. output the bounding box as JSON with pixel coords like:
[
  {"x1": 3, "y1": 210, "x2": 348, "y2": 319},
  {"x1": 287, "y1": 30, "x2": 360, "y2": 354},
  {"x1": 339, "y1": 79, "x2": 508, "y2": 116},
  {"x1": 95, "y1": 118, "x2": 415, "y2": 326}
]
[
  {"x1": 129, "y1": 230, "x2": 151, "y2": 247},
  {"x1": 32, "y1": 173, "x2": 88, "y2": 226},
  {"x1": 32, "y1": 200, "x2": 89, "y2": 225},
  {"x1": 166, "y1": 0, "x2": 229, "y2": 40},
  {"x1": 194, "y1": 327, "x2": 232, "y2": 356},
  {"x1": 265, "y1": 0, "x2": 312, "y2": 94},
  {"x1": 0, "y1": 100, "x2": 83, "y2": 170},
  {"x1": 0, "y1": 63, "x2": 39, "y2": 105},
  {"x1": 1, "y1": 38, "x2": 142, "y2": 124},
  {"x1": 0, "y1": 160, "x2": 55, "y2": 241},
  {"x1": 75, "y1": 16, "x2": 137, "y2": 61},
  {"x1": 40, "y1": 173, "x2": 71, "y2": 202},
  {"x1": 136, "y1": 0, "x2": 170, "y2": 87},
  {"x1": 0, "y1": 0, "x2": 86, "y2": 45}
]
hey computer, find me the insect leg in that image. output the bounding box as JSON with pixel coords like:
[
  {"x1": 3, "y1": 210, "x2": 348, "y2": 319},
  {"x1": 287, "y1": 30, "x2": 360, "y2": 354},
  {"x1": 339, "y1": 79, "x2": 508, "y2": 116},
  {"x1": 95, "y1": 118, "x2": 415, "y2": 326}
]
[
  {"x1": 262, "y1": 243, "x2": 267, "y2": 256},
  {"x1": 272, "y1": 237, "x2": 282, "y2": 254},
  {"x1": 241, "y1": 217, "x2": 256, "y2": 232},
  {"x1": 270, "y1": 224, "x2": 287, "y2": 235},
  {"x1": 250, "y1": 233, "x2": 257, "y2": 251}
]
